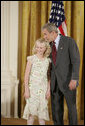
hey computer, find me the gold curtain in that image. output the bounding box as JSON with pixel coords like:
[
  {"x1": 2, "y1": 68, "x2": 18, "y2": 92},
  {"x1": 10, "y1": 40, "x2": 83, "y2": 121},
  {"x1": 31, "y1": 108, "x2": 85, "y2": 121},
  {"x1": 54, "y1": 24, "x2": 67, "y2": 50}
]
[{"x1": 19, "y1": 1, "x2": 84, "y2": 121}]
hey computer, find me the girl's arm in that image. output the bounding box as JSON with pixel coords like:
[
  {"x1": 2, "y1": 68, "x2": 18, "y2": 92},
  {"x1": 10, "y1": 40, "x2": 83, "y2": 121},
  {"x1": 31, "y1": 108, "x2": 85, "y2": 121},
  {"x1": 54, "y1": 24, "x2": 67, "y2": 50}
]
[
  {"x1": 46, "y1": 63, "x2": 51, "y2": 99},
  {"x1": 47, "y1": 63, "x2": 51, "y2": 90},
  {"x1": 24, "y1": 60, "x2": 32, "y2": 98},
  {"x1": 45, "y1": 80, "x2": 51, "y2": 100}
]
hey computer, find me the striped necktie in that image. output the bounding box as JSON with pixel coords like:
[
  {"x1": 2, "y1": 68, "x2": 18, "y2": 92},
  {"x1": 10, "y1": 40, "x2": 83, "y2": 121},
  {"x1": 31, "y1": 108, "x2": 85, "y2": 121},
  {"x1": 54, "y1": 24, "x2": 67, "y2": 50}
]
[{"x1": 52, "y1": 41, "x2": 57, "y2": 65}]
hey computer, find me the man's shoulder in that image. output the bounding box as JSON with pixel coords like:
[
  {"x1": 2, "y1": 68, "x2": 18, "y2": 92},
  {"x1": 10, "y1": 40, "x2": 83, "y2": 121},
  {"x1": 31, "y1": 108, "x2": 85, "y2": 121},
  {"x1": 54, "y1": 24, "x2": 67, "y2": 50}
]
[
  {"x1": 60, "y1": 34, "x2": 76, "y2": 44},
  {"x1": 60, "y1": 34, "x2": 70, "y2": 39}
]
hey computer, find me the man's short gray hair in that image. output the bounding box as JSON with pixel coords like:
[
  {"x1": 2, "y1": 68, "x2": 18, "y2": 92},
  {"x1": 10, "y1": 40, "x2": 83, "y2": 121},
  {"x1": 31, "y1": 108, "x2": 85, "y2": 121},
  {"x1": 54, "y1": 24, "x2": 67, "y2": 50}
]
[{"x1": 42, "y1": 23, "x2": 58, "y2": 33}]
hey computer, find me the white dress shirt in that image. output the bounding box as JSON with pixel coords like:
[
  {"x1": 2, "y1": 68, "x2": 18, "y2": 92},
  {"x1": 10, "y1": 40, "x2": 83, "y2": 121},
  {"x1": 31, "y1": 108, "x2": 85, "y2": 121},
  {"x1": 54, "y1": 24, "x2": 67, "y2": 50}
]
[{"x1": 54, "y1": 34, "x2": 60, "y2": 50}]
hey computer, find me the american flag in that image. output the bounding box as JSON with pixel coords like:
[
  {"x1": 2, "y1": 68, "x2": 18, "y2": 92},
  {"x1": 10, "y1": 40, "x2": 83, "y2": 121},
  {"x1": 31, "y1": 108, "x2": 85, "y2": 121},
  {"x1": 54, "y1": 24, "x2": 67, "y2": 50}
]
[{"x1": 49, "y1": 1, "x2": 67, "y2": 36}]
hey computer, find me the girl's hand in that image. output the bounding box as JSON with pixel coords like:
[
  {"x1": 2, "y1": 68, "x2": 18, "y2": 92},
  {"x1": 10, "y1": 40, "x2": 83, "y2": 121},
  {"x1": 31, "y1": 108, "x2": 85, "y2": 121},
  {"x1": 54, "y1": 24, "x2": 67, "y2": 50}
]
[
  {"x1": 24, "y1": 91, "x2": 30, "y2": 99},
  {"x1": 45, "y1": 89, "x2": 50, "y2": 100}
]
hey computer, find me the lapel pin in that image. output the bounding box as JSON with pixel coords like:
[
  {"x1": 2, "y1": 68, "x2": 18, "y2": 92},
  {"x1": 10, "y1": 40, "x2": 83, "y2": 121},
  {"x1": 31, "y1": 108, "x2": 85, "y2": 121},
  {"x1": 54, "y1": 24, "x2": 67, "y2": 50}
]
[{"x1": 60, "y1": 47, "x2": 63, "y2": 49}]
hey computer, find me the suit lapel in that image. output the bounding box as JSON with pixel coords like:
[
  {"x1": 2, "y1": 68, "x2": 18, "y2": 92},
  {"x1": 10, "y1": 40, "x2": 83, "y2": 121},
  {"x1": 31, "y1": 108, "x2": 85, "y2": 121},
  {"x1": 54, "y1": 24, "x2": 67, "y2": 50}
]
[{"x1": 55, "y1": 35, "x2": 64, "y2": 67}]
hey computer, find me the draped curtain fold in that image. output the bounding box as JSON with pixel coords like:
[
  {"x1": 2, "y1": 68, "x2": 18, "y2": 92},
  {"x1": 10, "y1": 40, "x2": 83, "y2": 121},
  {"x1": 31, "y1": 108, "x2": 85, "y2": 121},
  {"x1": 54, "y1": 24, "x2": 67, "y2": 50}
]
[{"x1": 19, "y1": 1, "x2": 84, "y2": 120}]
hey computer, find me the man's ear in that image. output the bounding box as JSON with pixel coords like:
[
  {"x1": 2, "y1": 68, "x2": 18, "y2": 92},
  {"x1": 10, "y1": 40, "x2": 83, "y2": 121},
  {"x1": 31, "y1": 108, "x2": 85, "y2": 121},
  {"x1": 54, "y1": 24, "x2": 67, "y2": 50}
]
[
  {"x1": 51, "y1": 31, "x2": 55, "y2": 35},
  {"x1": 50, "y1": 31, "x2": 53, "y2": 35}
]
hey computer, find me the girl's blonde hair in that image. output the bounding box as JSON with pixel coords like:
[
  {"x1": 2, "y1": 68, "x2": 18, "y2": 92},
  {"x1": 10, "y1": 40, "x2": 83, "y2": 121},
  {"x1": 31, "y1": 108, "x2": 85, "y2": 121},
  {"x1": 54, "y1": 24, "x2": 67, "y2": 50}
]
[{"x1": 32, "y1": 38, "x2": 51, "y2": 57}]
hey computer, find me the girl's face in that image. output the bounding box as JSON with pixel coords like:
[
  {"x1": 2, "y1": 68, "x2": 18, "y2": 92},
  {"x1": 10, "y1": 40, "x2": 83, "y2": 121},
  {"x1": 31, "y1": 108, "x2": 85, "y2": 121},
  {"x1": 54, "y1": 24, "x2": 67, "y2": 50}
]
[{"x1": 36, "y1": 42, "x2": 46, "y2": 56}]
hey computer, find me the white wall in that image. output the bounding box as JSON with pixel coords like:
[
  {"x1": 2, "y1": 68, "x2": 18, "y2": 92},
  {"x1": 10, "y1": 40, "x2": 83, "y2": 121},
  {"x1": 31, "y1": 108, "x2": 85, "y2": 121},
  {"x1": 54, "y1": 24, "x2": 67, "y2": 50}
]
[{"x1": 1, "y1": 1, "x2": 19, "y2": 118}]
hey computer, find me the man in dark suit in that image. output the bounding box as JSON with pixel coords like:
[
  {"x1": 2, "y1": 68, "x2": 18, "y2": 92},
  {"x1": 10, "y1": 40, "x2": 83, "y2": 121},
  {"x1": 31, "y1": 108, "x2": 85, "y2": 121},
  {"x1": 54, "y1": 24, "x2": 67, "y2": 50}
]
[{"x1": 42, "y1": 23, "x2": 80, "y2": 125}]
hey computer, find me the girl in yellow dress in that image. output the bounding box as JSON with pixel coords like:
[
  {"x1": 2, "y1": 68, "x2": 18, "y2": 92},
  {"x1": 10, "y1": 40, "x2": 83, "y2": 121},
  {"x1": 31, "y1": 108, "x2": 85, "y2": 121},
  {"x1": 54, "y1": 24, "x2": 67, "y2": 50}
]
[{"x1": 23, "y1": 38, "x2": 51, "y2": 125}]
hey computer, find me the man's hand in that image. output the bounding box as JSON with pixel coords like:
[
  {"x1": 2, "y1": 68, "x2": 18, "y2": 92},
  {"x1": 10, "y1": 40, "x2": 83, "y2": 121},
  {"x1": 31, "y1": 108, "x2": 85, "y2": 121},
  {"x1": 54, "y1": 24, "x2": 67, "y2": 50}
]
[{"x1": 68, "y1": 80, "x2": 77, "y2": 90}]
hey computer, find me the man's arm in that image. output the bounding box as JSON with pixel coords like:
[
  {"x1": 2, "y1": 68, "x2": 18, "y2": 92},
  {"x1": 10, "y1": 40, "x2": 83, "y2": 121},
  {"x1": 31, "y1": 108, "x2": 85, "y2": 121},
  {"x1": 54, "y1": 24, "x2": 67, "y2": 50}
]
[{"x1": 69, "y1": 38, "x2": 80, "y2": 90}]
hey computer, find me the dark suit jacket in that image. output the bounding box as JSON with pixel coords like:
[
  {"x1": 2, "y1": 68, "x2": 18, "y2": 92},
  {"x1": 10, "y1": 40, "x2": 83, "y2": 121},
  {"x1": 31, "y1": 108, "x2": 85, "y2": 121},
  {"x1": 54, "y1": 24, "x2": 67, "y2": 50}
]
[{"x1": 50, "y1": 35, "x2": 80, "y2": 93}]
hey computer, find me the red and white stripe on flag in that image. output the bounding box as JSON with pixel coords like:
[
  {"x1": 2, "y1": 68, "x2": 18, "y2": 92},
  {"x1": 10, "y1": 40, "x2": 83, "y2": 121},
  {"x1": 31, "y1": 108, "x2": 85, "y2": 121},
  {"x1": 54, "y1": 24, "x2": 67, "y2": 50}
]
[{"x1": 49, "y1": 1, "x2": 67, "y2": 36}]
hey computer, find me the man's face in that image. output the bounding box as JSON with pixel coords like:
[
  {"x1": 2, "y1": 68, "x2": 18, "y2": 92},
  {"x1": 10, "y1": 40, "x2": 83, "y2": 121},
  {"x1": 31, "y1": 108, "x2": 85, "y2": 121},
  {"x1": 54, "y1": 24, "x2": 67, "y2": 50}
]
[{"x1": 42, "y1": 29, "x2": 54, "y2": 43}]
